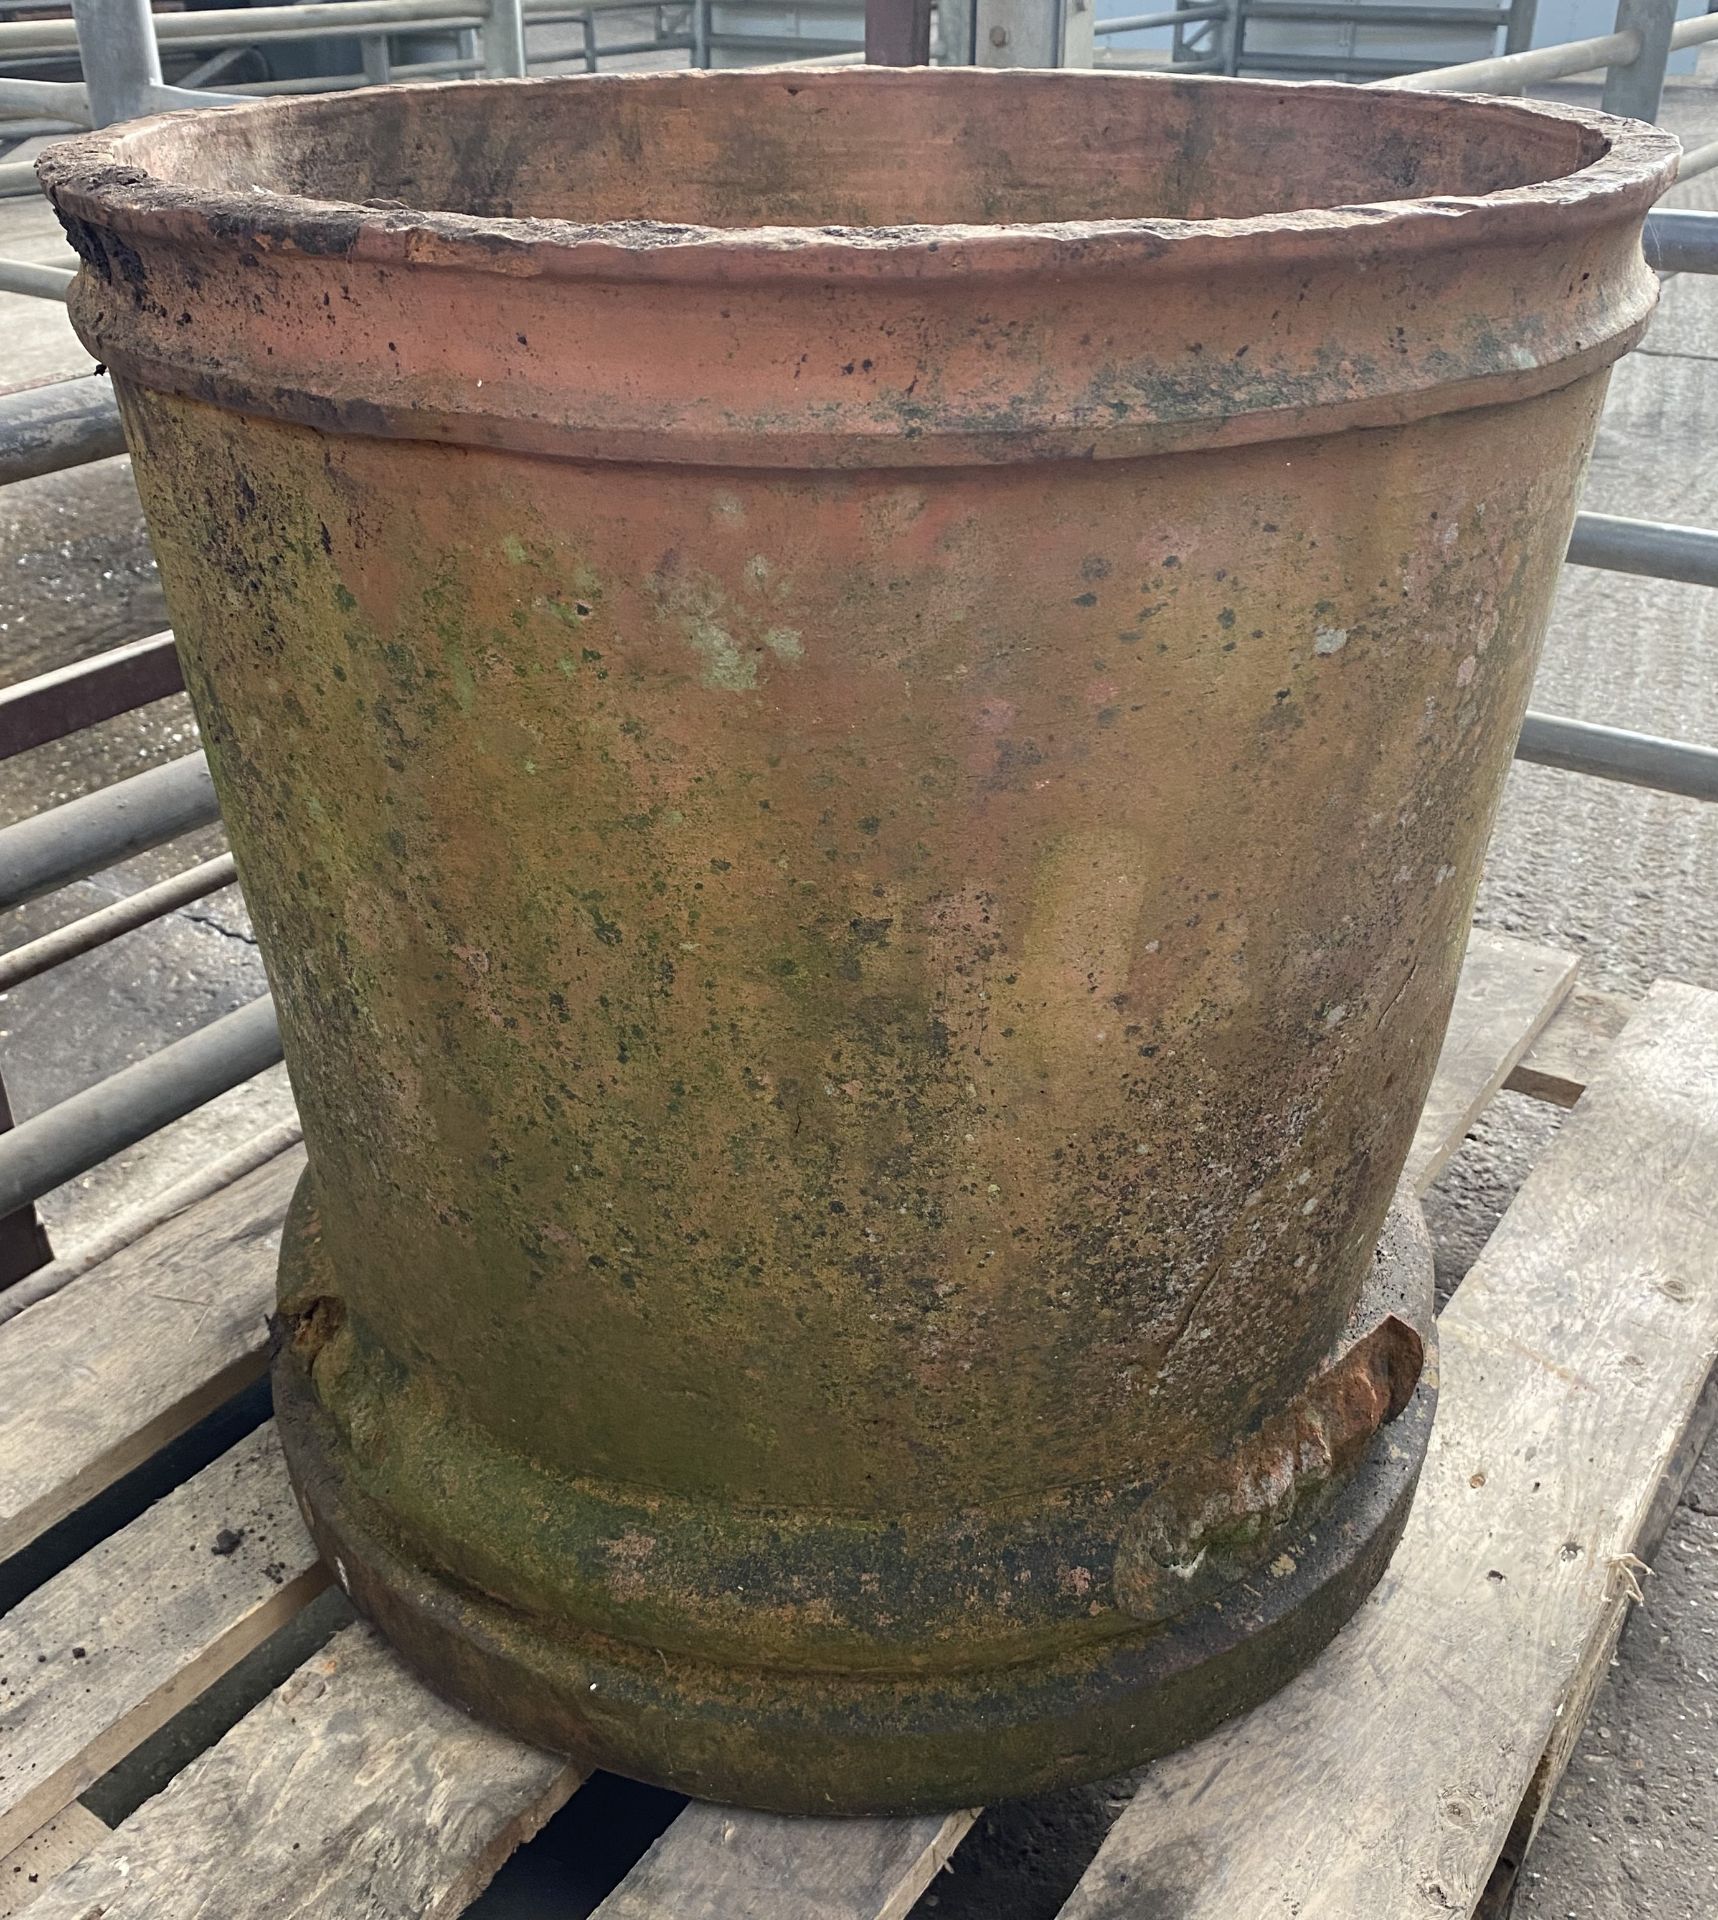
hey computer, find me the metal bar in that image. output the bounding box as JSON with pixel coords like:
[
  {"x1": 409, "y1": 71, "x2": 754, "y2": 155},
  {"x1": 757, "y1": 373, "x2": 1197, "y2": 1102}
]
[
  {"x1": 178, "y1": 44, "x2": 256, "y2": 88},
  {"x1": 0, "y1": 160, "x2": 43, "y2": 198},
  {"x1": 0, "y1": 1115, "x2": 300, "y2": 1328},
  {"x1": 1095, "y1": 4, "x2": 1225, "y2": 31},
  {"x1": 1269, "y1": 48, "x2": 1485, "y2": 72},
  {"x1": 0, "y1": 258, "x2": 71, "y2": 300},
  {"x1": 1673, "y1": 138, "x2": 1718, "y2": 182},
  {"x1": 1097, "y1": 45, "x2": 1224, "y2": 66},
  {"x1": 0, "y1": 853, "x2": 238, "y2": 992},
  {"x1": 0, "y1": 632, "x2": 184, "y2": 763},
  {"x1": 1567, "y1": 510, "x2": 1718, "y2": 586},
  {"x1": 1602, "y1": 0, "x2": 1675, "y2": 122},
  {"x1": 711, "y1": 32, "x2": 863, "y2": 52},
  {"x1": 0, "y1": 378, "x2": 127, "y2": 489},
  {"x1": 0, "y1": 1068, "x2": 52, "y2": 1293},
  {"x1": 0, "y1": 752, "x2": 220, "y2": 913},
  {"x1": 1378, "y1": 25, "x2": 1638, "y2": 90},
  {"x1": 485, "y1": 0, "x2": 529, "y2": 73},
  {"x1": 210, "y1": 59, "x2": 481, "y2": 94},
  {"x1": 0, "y1": 995, "x2": 283, "y2": 1219},
  {"x1": 361, "y1": 31, "x2": 394, "y2": 82},
  {"x1": 0, "y1": 76, "x2": 91, "y2": 122},
  {"x1": 1503, "y1": 0, "x2": 1538, "y2": 55},
  {"x1": 1515, "y1": 712, "x2": 1718, "y2": 802},
  {"x1": 692, "y1": 0, "x2": 711, "y2": 65},
  {"x1": 70, "y1": 0, "x2": 163, "y2": 125},
  {"x1": 1670, "y1": 10, "x2": 1718, "y2": 49},
  {"x1": 866, "y1": 0, "x2": 933, "y2": 62},
  {"x1": 1237, "y1": 1, "x2": 1505, "y2": 22},
  {"x1": 1644, "y1": 207, "x2": 1718, "y2": 272},
  {"x1": 0, "y1": 2, "x2": 485, "y2": 56}
]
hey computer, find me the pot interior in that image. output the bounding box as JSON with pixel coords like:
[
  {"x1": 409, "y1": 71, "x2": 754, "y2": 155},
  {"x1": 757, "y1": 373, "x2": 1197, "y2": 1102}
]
[{"x1": 104, "y1": 70, "x2": 1609, "y2": 232}]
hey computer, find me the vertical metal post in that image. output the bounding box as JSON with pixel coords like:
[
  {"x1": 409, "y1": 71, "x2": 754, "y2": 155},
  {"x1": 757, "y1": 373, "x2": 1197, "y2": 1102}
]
[
  {"x1": 692, "y1": 0, "x2": 711, "y2": 67},
  {"x1": 0, "y1": 1069, "x2": 53, "y2": 1293},
  {"x1": 1503, "y1": 0, "x2": 1539, "y2": 56},
  {"x1": 867, "y1": 0, "x2": 934, "y2": 62},
  {"x1": 1603, "y1": 0, "x2": 1676, "y2": 120},
  {"x1": 484, "y1": 0, "x2": 529, "y2": 76},
  {"x1": 941, "y1": 0, "x2": 976, "y2": 62},
  {"x1": 971, "y1": 0, "x2": 1087, "y2": 64},
  {"x1": 70, "y1": 0, "x2": 162, "y2": 127},
  {"x1": 361, "y1": 34, "x2": 393, "y2": 84}
]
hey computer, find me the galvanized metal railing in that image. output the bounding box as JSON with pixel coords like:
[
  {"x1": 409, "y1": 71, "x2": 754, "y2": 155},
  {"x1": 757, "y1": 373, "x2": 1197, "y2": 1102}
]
[{"x1": 0, "y1": 0, "x2": 1717, "y2": 1289}]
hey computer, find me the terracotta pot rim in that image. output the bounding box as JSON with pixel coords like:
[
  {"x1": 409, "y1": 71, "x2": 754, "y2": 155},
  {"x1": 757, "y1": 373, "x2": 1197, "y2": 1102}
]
[{"x1": 39, "y1": 69, "x2": 1679, "y2": 287}]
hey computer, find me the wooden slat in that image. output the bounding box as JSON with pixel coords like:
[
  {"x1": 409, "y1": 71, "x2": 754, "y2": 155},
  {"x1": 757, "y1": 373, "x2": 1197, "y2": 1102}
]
[
  {"x1": 0, "y1": 1145, "x2": 301, "y2": 1561},
  {"x1": 1503, "y1": 982, "x2": 1637, "y2": 1108},
  {"x1": 1057, "y1": 980, "x2": 1718, "y2": 1920},
  {"x1": 0, "y1": 1807, "x2": 107, "y2": 1920},
  {"x1": 1404, "y1": 928, "x2": 1580, "y2": 1194},
  {"x1": 19, "y1": 1625, "x2": 582, "y2": 1920},
  {"x1": 1472, "y1": 1366, "x2": 1718, "y2": 1919},
  {"x1": 0, "y1": 1424, "x2": 326, "y2": 1858},
  {"x1": 594, "y1": 1802, "x2": 975, "y2": 1920}
]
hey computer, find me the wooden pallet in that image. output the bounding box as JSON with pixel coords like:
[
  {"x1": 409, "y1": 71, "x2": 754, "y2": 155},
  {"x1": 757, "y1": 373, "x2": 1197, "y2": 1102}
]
[{"x1": 2, "y1": 928, "x2": 1715, "y2": 1920}]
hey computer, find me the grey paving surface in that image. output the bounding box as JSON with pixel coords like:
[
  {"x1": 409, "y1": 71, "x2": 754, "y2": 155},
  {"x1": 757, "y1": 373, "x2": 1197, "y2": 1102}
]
[{"x1": 0, "y1": 64, "x2": 1714, "y2": 1920}]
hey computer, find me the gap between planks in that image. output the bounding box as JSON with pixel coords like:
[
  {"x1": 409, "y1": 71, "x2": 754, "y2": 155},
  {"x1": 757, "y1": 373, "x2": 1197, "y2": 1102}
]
[
  {"x1": 0, "y1": 1423, "x2": 327, "y2": 1861},
  {"x1": 17, "y1": 1626, "x2": 583, "y2": 1920}
]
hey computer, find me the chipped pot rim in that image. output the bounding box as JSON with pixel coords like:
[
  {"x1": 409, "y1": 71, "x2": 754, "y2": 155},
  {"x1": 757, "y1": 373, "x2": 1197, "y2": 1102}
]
[{"x1": 37, "y1": 68, "x2": 1681, "y2": 286}]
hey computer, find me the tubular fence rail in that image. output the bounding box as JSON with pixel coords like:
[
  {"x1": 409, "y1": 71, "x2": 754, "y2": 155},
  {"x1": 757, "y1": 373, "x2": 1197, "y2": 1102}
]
[{"x1": 0, "y1": 0, "x2": 1715, "y2": 1294}]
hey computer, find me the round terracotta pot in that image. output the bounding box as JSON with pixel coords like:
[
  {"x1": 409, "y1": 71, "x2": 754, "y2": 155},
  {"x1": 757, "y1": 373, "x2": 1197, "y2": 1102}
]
[{"x1": 41, "y1": 70, "x2": 1675, "y2": 1813}]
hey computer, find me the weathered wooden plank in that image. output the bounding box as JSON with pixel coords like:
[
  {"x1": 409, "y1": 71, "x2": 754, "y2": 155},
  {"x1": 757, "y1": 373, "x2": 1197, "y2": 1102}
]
[
  {"x1": 1503, "y1": 982, "x2": 1636, "y2": 1109},
  {"x1": 1472, "y1": 1365, "x2": 1718, "y2": 1920},
  {"x1": 20, "y1": 1625, "x2": 581, "y2": 1920},
  {"x1": 1057, "y1": 981, "x2": 1718, "y2": 1920},
  {"x1": 1404, "y1": 928, "x2": 1580, "y2": 1194},
  {"x1": 594, "y1": 1801, "x2": 976, "y2": 1920},
  {"x1": 0, "y1": 1424, "x2": 326, "y2": 1858},
  {"x1": 0, "y1": 1807, "x2": 107, "y2": 1920},
  {"x1": 0, "y1": 1145, "x2": 301, "y2": 1561}
]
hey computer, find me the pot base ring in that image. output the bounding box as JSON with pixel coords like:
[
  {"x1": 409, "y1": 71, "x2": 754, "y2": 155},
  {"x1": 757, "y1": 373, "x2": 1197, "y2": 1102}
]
[{"x1": 273, "y1": 1199, "x2": 1437, "y2": 1816}]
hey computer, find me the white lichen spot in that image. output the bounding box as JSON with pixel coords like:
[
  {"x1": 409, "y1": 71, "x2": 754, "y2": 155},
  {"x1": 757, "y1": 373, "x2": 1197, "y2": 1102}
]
[
  {"x1": 685, "y1": 615, "x2": 756, "y2": 692},
  {"x1": 763, "y1": 627, "x2": 804, "y2": 662},
  {"x1": 1313, "y1": 625, "x2": 1349, "y2": 655},
  {"x1": 1167, "y1": 1549, "x2": 1208, "y2": 1582},
  {"x1": 711, "y1": 490, "x2": 744, "y2": 523},
  {"x1": 1270, "y1": 1552, "x2": 1297, "y2": 1578},
  {"x1": 1323, "y1": 1003, "x2": 1347, "y2": 1028},
  {"x1": 1456, "y1": 654, "x2": 1478, "y2": 687}
]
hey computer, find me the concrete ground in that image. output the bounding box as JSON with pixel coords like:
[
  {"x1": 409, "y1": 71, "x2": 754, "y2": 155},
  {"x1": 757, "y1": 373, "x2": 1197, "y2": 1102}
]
[{"x1": 0, "y1": 53, "x2": 1715, "y2": 1920}]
